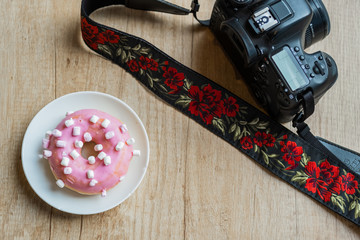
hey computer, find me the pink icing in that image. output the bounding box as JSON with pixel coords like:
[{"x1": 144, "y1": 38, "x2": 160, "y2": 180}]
[{"x1": 47, "y1": 109, "x2": 134, "y2": 195}]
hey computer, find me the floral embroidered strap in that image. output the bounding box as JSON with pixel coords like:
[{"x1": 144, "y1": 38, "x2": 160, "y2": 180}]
[{"x1": 81, "y1": 0, "x2": 360, "y2": 226}]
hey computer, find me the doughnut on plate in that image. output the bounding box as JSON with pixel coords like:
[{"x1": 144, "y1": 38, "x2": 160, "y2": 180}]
[{"x1": 22, "y1": 91, "x2": 149, "y2": 214}]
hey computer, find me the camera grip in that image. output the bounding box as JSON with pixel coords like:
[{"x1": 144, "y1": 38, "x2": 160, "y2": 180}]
[
  {"x1": 322, "y1": 53, "x2": 338, "y2": 83},
  {"x1": 220, "y1": 18, "x2": 257, "y2": 66},
  {"x1": 309, "y1": 51, "x2": 338, "y2": 100}
]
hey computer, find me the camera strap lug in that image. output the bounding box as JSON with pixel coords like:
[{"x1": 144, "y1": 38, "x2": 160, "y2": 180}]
[{"x1": 292, "y1": 89, "x2": 314, "y2": 125}]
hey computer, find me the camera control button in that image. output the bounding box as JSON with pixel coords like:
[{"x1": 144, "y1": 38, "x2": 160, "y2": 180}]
[
  {"x1": 299, "y1": 55, "x2": 305, "y2": 61},
  {"x1": 325, "y1": 57, "x2": 333, "y2": 67},
  {"x1": 271, "y1": 1, "x2": 293, "y2": 21},
  {"x1": 305, "y1": 64, "x2": 310, "y2": 69},
  {"x1": 294, "y1": 47, "x2": 300, "y2": 52},
  {"x1": 258, "y1": 63, "x2": 267, "y2": 72},
  {"x1": 284, "y1": 98, "x2": 290, "y2": 105},
  {"x1": 310, "y1": 73, "x2": 315, "y2": 78},
  {"x1": 279, "y1": 91, "x2": 285, "y2": 98},
  {"x1": 318, "y1": 55, "x2": 324, "y2": 61},
  {"x1": 314, "y1": 61, "x2": 325, "y2": 75},
  {"x1": 313, "y1": 67, "x2": 320, "y2": 75}
]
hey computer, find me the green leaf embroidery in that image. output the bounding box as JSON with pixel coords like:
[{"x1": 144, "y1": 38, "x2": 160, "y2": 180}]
[
  {"x1": 140, "y1": 47, "x2": 150, "y2": 55},
  {"x1": 318, "y1": 159, "x2": 327, "y2": 165},
  {"x1": 239, "y1": 121, "x2": 247, "y2": 126},
  {"x1": 249, "y1": 118, "x2": 259, "y2": 125},
  {"x1": 98, "y1": 44, "x2": 113, "y2": 58},
  {"x1": 261, "y1": 150, "x2": 269, "y2": 165},
  {"x1": 249, "y1": 117, "x2": 259, "y2": 125},
  {"x1": 254, "y1": 144, "x2": 259, "y2": 153},
  {"x1": 239, "y1": 107, "x2": 247, "y2": 115},
  {"x1": 300, "y1": 153, "x2": 311, "y2": 167},
  {"x1": 291, "y1": 171, "x2": 309, "y2": 185},
  {"x1": 132, "y1": 44, "x2": 141, "y2": 51},
  {"x1": 229, "y1": 123, "x2": 237, "y2": 134},
  {"x1": 183, "y1": 79, "x2": 192, "y2": 91},
  {"x1": 120, "y1": 50, "x2": 127, "y2": 64},
  {"x1": 277, "y1": 160, "x2": 285, "y2": 168},
  {"x1": 158, "y1": 84, "x2": 168, "y2": 93},
  {"x1": 175, "y1": 95, "x2": 192, "y2": 108},
  {"x1": 115, "y1": 47, "x2": 122, "y2": 57},
  {"x1": 344, "y1": 192, "x2": 350, "y2": 202},
  {"x1": 256, "y1": 121, "x2": 269, "y2": 130},
  {"x1": 355, "y1": 202, "x2": 360, "y2": 219},
  {"x1": 331, "y1": 194, "x2": 346, "y2": 214},
  {"x1": 212, "y1": 117, "x2": 226, "y2": 136},
  {"x1": 146, "y1": 73, "x2": 154, "y2": 88},
  {"x1": 349, "y1": 200, "x2": 357, "y2": 211},
  {"x1": 233, "y1": 126, "x2": 241, "y2": 141}
]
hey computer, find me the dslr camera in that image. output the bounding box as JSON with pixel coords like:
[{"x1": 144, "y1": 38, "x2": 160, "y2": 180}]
[{"x1": 209, "y1": 0, "x2": 338, "y2": 122}]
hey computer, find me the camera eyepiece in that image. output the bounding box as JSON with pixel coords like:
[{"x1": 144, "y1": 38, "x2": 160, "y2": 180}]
[{"x1": 304, "y1": 0, "x2": 331, "y2": 48}]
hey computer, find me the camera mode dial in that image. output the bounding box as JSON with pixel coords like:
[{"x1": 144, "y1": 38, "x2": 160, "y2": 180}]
[{"x1": 228, "y1": 0, "x2": 253, "y2": 7}]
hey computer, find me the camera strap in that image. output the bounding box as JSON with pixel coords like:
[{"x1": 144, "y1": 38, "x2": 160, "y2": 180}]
[{"x1": 81, "y1": 0, "x2": 360, "y2": 226}]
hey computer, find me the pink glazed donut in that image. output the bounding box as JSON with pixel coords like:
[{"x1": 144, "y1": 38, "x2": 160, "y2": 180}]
[{"x1": 42, "y1": 109, "x2": 139, "y2": 196}]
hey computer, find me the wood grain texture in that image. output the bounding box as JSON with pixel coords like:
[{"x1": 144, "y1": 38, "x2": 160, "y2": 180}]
[{"x1": 1, "y1": 0, "x2": 360, "y2": 239}]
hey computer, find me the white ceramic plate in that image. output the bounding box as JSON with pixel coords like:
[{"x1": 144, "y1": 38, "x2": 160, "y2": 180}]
[{"x1": 21, "y1": 91, "x2": 150, "y2": 215}]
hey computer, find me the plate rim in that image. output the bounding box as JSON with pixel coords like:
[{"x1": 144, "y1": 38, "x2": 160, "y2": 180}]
[{"x1": 21, "y1": 91, "x2": 150, "y2": 215}]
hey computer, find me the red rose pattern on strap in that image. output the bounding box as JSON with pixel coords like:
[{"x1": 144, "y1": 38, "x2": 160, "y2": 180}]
[{"x1": 81, "y1": 17, "x2": 360, "y2": 221}]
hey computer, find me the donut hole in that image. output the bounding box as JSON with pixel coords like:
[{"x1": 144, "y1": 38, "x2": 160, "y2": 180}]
[{"x1": 81, "y1": 141, "x2": 97, "y2": 159}]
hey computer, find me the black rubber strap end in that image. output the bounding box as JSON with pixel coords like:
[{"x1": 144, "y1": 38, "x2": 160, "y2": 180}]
[
  {"x1": 294, "y1": 121, "x2": 342, "y2": 164},
  {"x1": 191, "y1": 0, "x2": 210, "y2": 26},
  {"x1": 125, "y1": 0, "x2": 191, "y2": 15}
]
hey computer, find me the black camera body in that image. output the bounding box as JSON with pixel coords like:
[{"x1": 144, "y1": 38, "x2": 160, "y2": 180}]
[{"x1": 210, "y1": 0, "x2": 338, "y2": 122}]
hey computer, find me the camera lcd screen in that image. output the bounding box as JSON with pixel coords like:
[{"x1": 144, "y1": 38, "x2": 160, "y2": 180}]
[{"x1": 271, "y1": 47, "x2": 309, "y2": 91}]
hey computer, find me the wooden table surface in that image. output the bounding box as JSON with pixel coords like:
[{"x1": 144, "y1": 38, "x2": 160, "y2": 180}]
[{"x1": 2, "y1": 0, "x2": 360, "y2": 239}]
